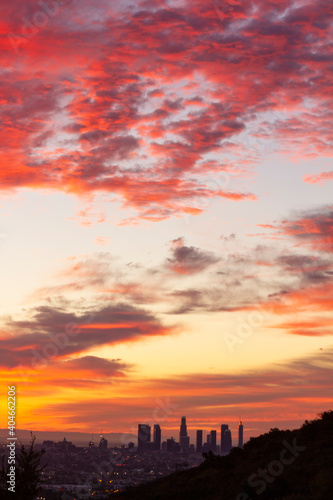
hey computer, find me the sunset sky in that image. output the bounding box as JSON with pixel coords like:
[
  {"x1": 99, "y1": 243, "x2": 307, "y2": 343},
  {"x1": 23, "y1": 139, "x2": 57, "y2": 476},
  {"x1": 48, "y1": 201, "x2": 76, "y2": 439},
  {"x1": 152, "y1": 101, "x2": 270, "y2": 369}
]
[{"x1": 0, "y1": 0, "x2": 333, "y2": 444}]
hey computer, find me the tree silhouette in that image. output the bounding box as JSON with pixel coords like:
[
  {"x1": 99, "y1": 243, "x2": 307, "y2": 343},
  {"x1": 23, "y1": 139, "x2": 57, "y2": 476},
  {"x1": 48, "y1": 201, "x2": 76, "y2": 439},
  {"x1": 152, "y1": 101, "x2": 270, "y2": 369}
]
[{"x1": 0, "y1": 433, "x2": 45, "y2": 499}]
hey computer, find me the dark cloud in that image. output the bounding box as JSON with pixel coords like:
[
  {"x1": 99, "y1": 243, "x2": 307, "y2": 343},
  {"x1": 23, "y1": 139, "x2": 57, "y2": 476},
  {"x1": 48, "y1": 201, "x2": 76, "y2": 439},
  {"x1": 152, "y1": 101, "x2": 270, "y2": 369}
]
[
  {"x1": 63, "y1": 356, "x2": 131, "y2": 377},
  {"x1": 276, "y1": 253, "x2": 333, "y2": 284},
  {"x1": 166, "y1": 237, "x2": 220, "y2": 274},
  {"x1": 220, "y1": 233, "x2": 236, "y2": 242},
  {"x1": 0, "y1": 303, "x2": 176, "y2": 368}
]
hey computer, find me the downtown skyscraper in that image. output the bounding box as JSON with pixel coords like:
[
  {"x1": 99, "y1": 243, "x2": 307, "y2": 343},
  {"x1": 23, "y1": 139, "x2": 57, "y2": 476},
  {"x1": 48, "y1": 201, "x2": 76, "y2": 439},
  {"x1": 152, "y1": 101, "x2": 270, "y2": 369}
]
[
  {"x1": 221, "y1": 424, "x2": 229, "y2": 453},
  {"x1": 196, "y1": 430, "x2": 203, "y2": 453},
  {"x1": 210, "y1": 430, "x2": 217, "y2": 452},
  {"x1": 238, "y1": 421, "x2": 243, "y2": 448},
  {"x1": 138, "y1": 424, "x2": 151, "y2": 452},
  {"x1": 154, "y1": 424, "x2": 161, "y2": 451},
  {"x1": 179, "y1": 416, "x2": 190, "y2": 451}
]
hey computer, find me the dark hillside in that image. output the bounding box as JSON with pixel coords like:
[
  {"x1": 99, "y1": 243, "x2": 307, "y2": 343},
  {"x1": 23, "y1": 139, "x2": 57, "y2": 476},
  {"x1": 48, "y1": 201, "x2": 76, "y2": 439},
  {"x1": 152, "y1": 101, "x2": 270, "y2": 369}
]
[{"x1": 114, "y1": 411, "x2": 333, "y2": 500}]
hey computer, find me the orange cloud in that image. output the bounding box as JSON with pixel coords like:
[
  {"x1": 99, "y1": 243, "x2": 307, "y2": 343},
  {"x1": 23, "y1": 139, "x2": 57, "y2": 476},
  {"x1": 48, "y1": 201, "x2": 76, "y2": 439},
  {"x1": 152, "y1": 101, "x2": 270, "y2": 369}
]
[
  {"x1": 280, "y1": 207, "x2": 333, "y2": 253},
  {"x1": 260, "y1": 282, "x2": 333, "y2": 318},
  {"x1": 270, "y1": 317, "x2": 333, "y2": 337},
  {"x1": 304, "y1": 171, "x2": 333, "y2": 185}
]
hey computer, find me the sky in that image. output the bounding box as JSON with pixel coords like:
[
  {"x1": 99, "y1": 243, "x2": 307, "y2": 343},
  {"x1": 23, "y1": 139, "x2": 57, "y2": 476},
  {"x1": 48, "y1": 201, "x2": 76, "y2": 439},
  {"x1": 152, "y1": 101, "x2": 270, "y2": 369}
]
[{"x1": 0, "y1": 0, "x2": 332, "y2": 445}]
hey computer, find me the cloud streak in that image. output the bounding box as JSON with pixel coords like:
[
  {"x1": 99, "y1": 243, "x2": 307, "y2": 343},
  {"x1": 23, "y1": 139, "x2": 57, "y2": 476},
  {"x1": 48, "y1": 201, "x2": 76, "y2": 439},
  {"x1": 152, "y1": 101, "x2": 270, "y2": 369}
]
[{"x1": 0, "y1": 303, "x2": 177, "y2": 368}]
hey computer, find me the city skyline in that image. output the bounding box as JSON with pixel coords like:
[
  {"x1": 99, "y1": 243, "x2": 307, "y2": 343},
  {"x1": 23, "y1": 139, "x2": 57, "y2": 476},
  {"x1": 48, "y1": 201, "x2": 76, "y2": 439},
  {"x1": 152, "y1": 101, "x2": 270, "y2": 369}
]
[
  {"x1": 0, "y1": 0, "x2": 332, "y2": 438},
  {"x1": 137, "y1": 416, "x2": 244, "y2": 452},
  {"x1": 27, "y1": 416, "x2": 248, "y2": 452}
]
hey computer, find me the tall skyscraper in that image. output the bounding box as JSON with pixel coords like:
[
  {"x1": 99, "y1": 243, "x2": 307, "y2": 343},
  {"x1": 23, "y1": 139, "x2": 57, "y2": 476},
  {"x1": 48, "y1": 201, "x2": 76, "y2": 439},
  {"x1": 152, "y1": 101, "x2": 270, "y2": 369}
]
[
  {"x1": 224, "y1": 428, "x2": 232, "y2": 452},
  {"x1": 180, "y1": 416, "x2": 187, "y2": 438},
  {"x1": 154, "y1": 424, "x2": 161, "y2": 451},
  {"x1": 238, "y1": 421, "x2": 243, "y2": 448},
  {"x1": 99, "y1": 435, "x2": 108, "y2": 450},
  {"x1": 221, "y1": 424, "x2": 229, "y2": 452},
  {"x1": 210, "y1": 430, "x2": 217, "y2": 452},
  {"x1": 179, "y1": 416, "x2": 190, "y2": 451},
  {"x1": 196, "y1": 430, "x2": 203, "y2": 453},
  {"x1": 138, "y1": 424, "x2": 151, "y2": 452}
]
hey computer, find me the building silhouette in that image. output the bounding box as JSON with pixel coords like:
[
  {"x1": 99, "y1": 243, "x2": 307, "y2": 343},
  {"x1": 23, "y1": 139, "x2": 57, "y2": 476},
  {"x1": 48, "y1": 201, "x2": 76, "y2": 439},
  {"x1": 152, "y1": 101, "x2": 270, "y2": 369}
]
[
  {"x1": 224, "y1": 428, "x2": 232, "y2": 452},
  {"x1": 99, "y1": 435, "x2": 108, "y2": 450},
  {"x1": 238, "y1": 421, "x2": 243, "y2": 448},
  {"x1": 210, "y1": 430, "x2": 217, "y2": 452},
  {"x1": 57, "y1": 437, "x2": 75, "y2": 452},
  {"x1": 196, "y1": 430, "x2": 203, "y2": 453},
  {"x1": 166, "y1": 437, "x2": 177, "y2": 452},
  {"x1": 154, "y1": 424, "x2": 161, "y2": 451},
  {"x1": 221, "y1": 424, "x2": 229, "y2": 453},
  {"x1": 180, "y1": 416, "x2": 187, "y2": 440},
  {"x1": 179, "y1": 416, "x2": 190, "y2": 451},
  {"x1": 138, "y1": 424, "x2": 151, "y2": 452}
]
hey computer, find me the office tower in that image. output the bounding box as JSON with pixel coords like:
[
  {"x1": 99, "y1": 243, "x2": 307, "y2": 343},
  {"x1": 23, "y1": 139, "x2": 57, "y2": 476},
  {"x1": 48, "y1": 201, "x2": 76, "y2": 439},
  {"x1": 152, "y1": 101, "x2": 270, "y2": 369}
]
[
  {"x1": 99, "y1": 436, "x2": 108, "y2": 450},
  {"x1": 224, "y1": 428, "x2": 232, "y2": 452},
  {"x1": 210, "y1": 430, "x2": 217, "y2": 452},
  {"x1": 166, "y1": 437, "x2": 175, "y2": 452},
  {"x1": 196, "y1": 430, "x2": 203, "y2": 453},
  {"x1": 179, "y1": 416, "x2": 190, "y2": 451},
  {"x1": 154, "y1": 424, "x2": 161, "y2": 451},
  {"x1": 207, "y1": 434, "x2": 211, "y2": 448},
  {"x1": 221, "y1": 424, "x2": 229, "y2": 452},
  {"x1": 180, "y1": 416, "x2": 187, "y2": 438},
  {"x1": 180, "y1": 435, "x2": 190, "y2": 451},
  {"x1": 138, "y1": 424, "x2": 151, "y2": 452},
  {"x1": 238, "y1": 421, "x2": 243, "y2": 448}
]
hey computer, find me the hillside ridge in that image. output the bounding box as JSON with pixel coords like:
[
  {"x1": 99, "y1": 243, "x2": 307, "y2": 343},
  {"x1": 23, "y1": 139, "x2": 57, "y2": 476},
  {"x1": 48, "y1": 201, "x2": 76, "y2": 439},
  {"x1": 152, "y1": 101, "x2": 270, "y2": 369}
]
[{"x1": 114, "y1": 411, "x2": 333, "y2": 500}]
